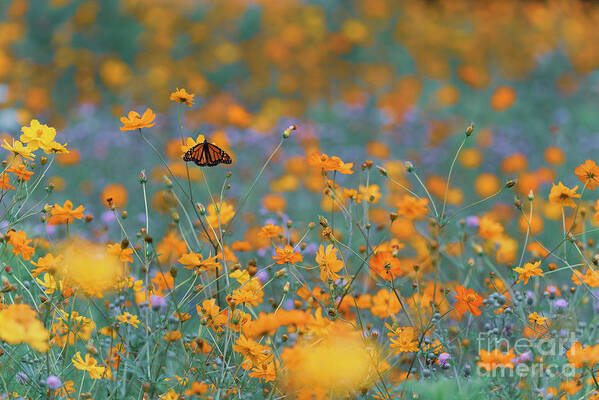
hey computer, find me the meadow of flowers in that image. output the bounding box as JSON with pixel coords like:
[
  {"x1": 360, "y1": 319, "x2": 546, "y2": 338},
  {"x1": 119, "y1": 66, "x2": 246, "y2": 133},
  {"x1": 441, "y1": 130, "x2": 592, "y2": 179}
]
[{"x1": 4, "y1": 1, "x2": 599, "y2": 399}]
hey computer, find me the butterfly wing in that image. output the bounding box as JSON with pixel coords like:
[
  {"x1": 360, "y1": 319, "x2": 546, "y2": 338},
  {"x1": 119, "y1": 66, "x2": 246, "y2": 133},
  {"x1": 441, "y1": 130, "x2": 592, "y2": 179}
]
[
  {"x1": 183, "y1": 142, "x2": 232, "y2": 167},
  {"x1": 205, "y1": 142, "x2": 232, "y2": 166}
]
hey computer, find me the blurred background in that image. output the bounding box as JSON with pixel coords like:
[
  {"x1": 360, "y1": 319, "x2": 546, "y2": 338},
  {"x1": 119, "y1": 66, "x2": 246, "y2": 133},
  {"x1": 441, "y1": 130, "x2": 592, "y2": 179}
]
[{"x1": 1, "y1": 0, "x2": 598, "y2": 237}]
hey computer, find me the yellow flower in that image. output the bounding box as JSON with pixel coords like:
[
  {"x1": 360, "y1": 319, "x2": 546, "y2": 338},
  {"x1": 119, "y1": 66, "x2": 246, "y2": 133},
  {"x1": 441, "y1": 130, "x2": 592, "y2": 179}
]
[
  {"x1": 30, "y1": 253, "x2": 62, "y2": 277},
  {"x1": 513, "y1": 261, "x2": 544, "y2": 285},
  {"x1": 315, "y1": 244, "x2": 344, "y2": 282},
  {"x1": 54, "y1": 238, "x2": 127, "y2": 297},
  {"x1": 180, "y1": 134, "x2": 205, "y2": 156},
  {"x1": 0, "y1": 303, "x2": 49, "y2": 352},
  {"x1": 2, "y1": 139, "x2": 35, "y2": 160},
  {"x1": 386, "y1": 323, "x2": 419, "y2": 353},
  {"x1": 528, "y1": 312, "x2": 548, "y2": 326},
  {"x1": 548, "y1": 181, "x2": 581, "y2": 208},
  {"x1": 36, "y1": 273, "x2": 59, "y2": 294},
  {"x1": 206, "y1": 201, "x2": 235, "y2": 228},
  {"x1": 19, "y1": 119, "x2": 56, "y2": 151},
  {"x1": 117, "y1": 312, "x2": 140, "y2": 328},
  {"x1": 170, "y1": 88, "x2": 195, "y2": 107},
  {"x1": 119, "y1": 108, "x2": 156, "y2": 131},
  {"x1": 71, "y1": 352, "x2": 111, "y2": 379}
]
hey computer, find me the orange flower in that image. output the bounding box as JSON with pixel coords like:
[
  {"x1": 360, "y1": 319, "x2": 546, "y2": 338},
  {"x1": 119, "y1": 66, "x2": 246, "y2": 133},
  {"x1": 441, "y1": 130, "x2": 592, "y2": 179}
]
[
  {"x1": 48, "y1": 200, "x2": 85, "y2": 225},
  {"x1": 477, "y1": 349, "x2": 515, "y2": 371},
  {"x1": 0, "y1": 173, "x2": 15, "y2": 190},
  {"x1": 307, "y1": 153, "x2": 354, "y2": 174},
  {"x1": 478, "y1": 215, "x2": 503, "y2": 240},
  {"x1": 548, "y1": 181, "x2": 580, "y2": 208},
  {"x1": 6, "y1": 230, "x2": 35, "y2": 260},
  {"x1": 315, "y1": 244, "x2": 344, "y2": 282},
  {"x1": 169, "y1": 88, "x2": 195, "y2": 107},
  {"x1": 369, "y1": 250, "x2": 401, "y2": 281},
  {"x1": 258, "y1": 223, "x2": 283, "y2": 239},
  {"x1": 513, "y1": 261, "x2": 544, "y2": 285},
  {"x1": 119, "y1": 108, "x2": 156, "y2": 131},
  {"x1": 386, "y1": 323, "x2": 419, "y2": 353},
  {"x1": 106, "y1": 243, "x2": 134, "y2": 263},
  {"x1": 575, "y1": 160, "x2": 599, "y2": 190},
  {"x1": 566, "y1": 342, "x2": 599, "y2": 368},
  {"x1": 396, "y1": 195, "x2": 429, "y2": 220},
  {"x1": 272, "y1": 245, "x2": 303, "y2": 264},
  {"x1": 453, "y1": 285, "x2": 483, "y2": 316},
  {"x1": 30, "y1": 253, "x2": 62, "y2": 277},
  {"x1": 6, "y1": 163, "x2": 34, "y2": 181}
]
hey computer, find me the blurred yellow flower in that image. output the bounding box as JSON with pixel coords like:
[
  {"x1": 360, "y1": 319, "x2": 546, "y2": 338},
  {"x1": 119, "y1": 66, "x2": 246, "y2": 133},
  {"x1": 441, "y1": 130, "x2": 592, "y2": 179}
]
[{"x1": 0, "y1": 303, "x2": 49, "y2": 352}]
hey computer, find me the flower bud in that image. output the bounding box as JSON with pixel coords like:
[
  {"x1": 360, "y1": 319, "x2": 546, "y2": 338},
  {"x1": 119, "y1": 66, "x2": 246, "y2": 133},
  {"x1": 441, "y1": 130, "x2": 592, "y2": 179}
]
[
  {"x1": 282, "y1": 125, "x2": 297, "y2": 139},
  {"x1": 465, "y1": 123, "x2": 475, "y2": 137}
]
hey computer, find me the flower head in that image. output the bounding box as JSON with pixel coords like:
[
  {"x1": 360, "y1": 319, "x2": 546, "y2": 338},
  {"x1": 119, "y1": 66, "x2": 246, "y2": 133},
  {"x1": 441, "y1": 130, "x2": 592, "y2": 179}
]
[
  {"x1": 513, "y1": 261, "x2": 544, "y2": 285},
  {"x1": 548, "y1": 181, "x2": 580, "y2": 208},
  {"x1": 575, "y1": 160, "x2": 599, "y2": 190},
  {"x1": 48, "y1": 200, "x2": 85, "y2": 225},
  {"x1": 315, "y1": 244, "x2": 344, "y2": 282},
  {"x1": 0, "y1": 303, "x2": 49, "y2": 352},
  {"x1": 2, "y1": 139, "x2": 35, "y2": 160},
  {"x1": 119, "y1": 108, "x2": 156, "y2": 131},
  {"x1": 19, "y1": 119, "x2": 56, "y2": 151},
  {"x1": 453, "y1": 285, "x2": 484, "y2": 316},
  {"x1": 170, "y1": 88, "x2": 195, "y2": 107},
  {"x1": 273, "y1": 245, "x2": 303, "y2": 264}
]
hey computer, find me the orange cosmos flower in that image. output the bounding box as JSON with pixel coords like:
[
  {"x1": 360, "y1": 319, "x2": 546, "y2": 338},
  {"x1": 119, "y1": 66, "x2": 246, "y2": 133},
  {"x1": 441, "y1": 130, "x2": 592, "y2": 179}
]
[
  {"x1": 258, "y1": 223, "x2": 283, "y2": 239},
  {"x1": 453, "y1": 285, "x2": 484, "y2": 316},
  {"x1": 315, "y1": 244, "x2": 344, "y2": 282},
  {"x1": 396, "y1": 195, "x2": 429, "y2": 220},
  {"x1": 48, "y1": 200, "x2": 85, "y2": 225},
  {"x1": 575, "y1": 160, "x2": 599, "y2": 190},
  {"x1": 272, "y1": 245, "x2": 303, "y2": 264},
  {"x1": 513, "y1": 261, "x2": 544, "y2": 285},
  {"x1": 6, "y1": 163, "x2": 34, "y2": 181},
  {"x1": 477, "y1": 349, "x2": 515, "y2": 371},
  {"x1": 307, "y1": 153, "x2": 354, "y2": 174},
  {"x1": 106, "y1": 243, "x2": 134, "y2": 263},
  {"x1": 6, "y1": 230, "x2": 35, "y2": 260},
  {"x1": 0, "y1": 173, "x2": 15, "y2": 190},
  {"x1": 566, "y1": 342, "x2": 599, "y2": 368},
  {"x1": 119, "y1": 108, "x2": 156, "y2": 131},
  {"x1": 30, "y1": 253, "x2": 63, "y2": 276},
  {"x1": 169, "y1": 88, "x2": 195, "y2": 107},
  {"x1": 548, "y1": 182, "x2": 580, "y2": 208},
  {"x1": 386, "y1": 323, "x2": 419, "y2": 353},
  {"x1": 369, "y1": 250, "x2": 401, "y2": 281}
]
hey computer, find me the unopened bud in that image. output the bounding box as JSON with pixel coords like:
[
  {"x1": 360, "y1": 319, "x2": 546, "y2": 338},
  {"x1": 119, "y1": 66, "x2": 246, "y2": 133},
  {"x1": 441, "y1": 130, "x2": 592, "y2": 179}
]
[
  {"x1": 465, "y1": 123, "x2": 475, "y2": 137},
  {"x1": 404, "y1": 161, "x2": 414, "y2": 173},
  {"x1": 282, "y1": 125, "x2": 297, "y2": 139}
]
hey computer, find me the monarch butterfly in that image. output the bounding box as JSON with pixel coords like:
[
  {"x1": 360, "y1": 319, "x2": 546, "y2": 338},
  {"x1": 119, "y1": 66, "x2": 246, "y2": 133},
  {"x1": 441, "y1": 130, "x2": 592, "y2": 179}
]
[{"x1": 183, "y1": 140, "x2": 232, "y2": 167}]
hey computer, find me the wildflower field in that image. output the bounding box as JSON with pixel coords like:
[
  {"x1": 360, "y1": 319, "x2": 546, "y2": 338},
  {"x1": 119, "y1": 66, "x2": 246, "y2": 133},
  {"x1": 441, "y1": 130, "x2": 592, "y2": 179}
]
[{"x1": 4, "y1": 1, "x2": 599, "y2": 399}]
